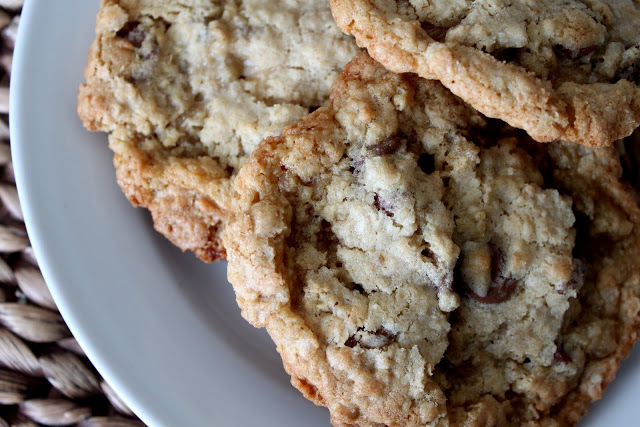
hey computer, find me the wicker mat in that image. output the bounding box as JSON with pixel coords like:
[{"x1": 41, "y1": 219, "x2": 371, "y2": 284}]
[{"x1": 0, "y1": 5, "x2": 145, "y2": 426}]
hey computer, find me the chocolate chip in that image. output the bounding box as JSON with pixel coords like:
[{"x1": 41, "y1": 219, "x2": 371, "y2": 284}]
[
  {"x1": 344, "y1": 335, "x2": 359, "y2": 348},
  {"x1": 374, "y1": 194, "x2": 394, "y2": 217},
  {"x1": 439, "y1": 273, "x2": 454, "y2": 291},
  {"x1": 554, "y1": 348, "x2": 572, "y2": 364},
  {"x1": 478, "y1": 244, "x2": 518, "y2": 303},
  {"x1": 489, "y1": 244, "x2": 504, "y2": 282},
  {"x1": 144, "y1": 41, "x2": 160, "y2": 60},
  {"x1": 466, "y1": 278, "x2": 517, "y2": 304},
  {"x1": 459, "y1": 243, "x2": 518, "y2": 304},
  {"x1": 368, "y1": 137, "x2": 404, "y2": 156},
  {"x1": 116, "y1": 21, "x2": 146, "y2": 49},
  {"x1": 421, "y1": 246, "x2": 437, "y2": 263},
  {"x1": 344, "y1": 327, "x2": 397, "y2": 349}
]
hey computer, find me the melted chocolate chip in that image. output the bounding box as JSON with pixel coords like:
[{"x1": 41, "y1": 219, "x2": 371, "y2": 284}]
[
  {"x1": 116, "y1": 21, "x2": 146, "y2": 48},
  {"x1": 457, "y1": 243, "x2": 518, "y2": 304},
  {"x1": 554, "y1": 348, "x2": 572, "y2": 364},
  {"x1": 145, "y1": 41, "x2": 159, "y2": 60},
  {"x1": 489, "y1": 243, "x2": 504, "y2": 282},
  {"x1": 374, "y1": 194, "x2": 394, "y2": 217},
  {"x1": 344, "y1": 327, "x2": 397, "y2": 349},
  {"x1": 466, "y1": 278, "x2": 517, "y2": 304},
  {"x1": 439, "y1": 273, "x2": 454, "y2": 291},
  {"x1": 368, "y1": 137, "x2": 404, "y2": 156},
  {"x1": 344, "y1": 335, "x2": 359, "y2": 348},
  {"x1": 418, "y1": 153, "x2": 436, "y2": 175},
  {"x1": 421, "y1": 246, "x2": 437, "y2": 263}
]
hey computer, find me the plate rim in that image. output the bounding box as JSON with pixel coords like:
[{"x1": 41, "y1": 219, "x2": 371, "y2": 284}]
[{"x1": 11, "y1": 2, "x2": 165, "y2": 425}]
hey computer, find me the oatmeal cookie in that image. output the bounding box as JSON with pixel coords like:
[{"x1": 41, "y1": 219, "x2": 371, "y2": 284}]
[
  {"x1": 224, "y1": 53, "x2": 640, "y2": 426},
  {"x1": 330, "y1": 0, "x2": 640, "y2": 147},
  {"x1": 77, "y1": 0, "x2": 359, "y2": 261}
]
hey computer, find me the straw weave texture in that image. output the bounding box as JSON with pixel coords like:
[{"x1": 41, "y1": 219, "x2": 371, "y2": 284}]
[{"x1": 0, "y1": 4, "x2": 145, "y2": 426}]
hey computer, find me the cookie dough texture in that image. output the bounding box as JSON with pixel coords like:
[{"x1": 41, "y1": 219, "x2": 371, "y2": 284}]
[
  {"x1": 331, "y1": 0, "x2": 640, "y2": 147},
  {"x1": 224, "y1": 53, "x2": 640, "y2": 426},
  {"x1": 77, "y1": 0, "x2": 359, "y2": 261}
]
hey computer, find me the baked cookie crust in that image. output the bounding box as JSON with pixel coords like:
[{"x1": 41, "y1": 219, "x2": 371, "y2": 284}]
[
  {"x1": 77, "y1": 0, "x2": 359, "y2": 261},
  {"x1": 331, "y1": 0, "x2": 640, "y2": 147},
  {"x1": 224, "y1": 53, "x2": 640, "y2": 426}
]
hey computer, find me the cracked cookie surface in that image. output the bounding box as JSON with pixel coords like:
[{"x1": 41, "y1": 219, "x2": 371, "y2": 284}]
[
  {"x1": 331, "y1": 0, "x2": 640, "y2": 147},
  {"x1": 77, "y1": 0, "x2": 359, "y2": 261},
  {"x1": 224, "y1": 53, "x2": 640, "y2": 426}
]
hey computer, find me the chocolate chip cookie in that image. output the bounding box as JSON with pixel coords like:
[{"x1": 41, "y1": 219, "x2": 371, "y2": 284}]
[
  {"x1": 331, "y1": 0, "x2": 640, "y2": 147},
  {"x1": 77, "y1": 0, "x2": 359, "y2": 261},
  {"x1": 224, "y1": 53, "x2": 640, "y2": 425}
]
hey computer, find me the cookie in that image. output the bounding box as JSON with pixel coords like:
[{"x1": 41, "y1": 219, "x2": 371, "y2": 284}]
[
  {"x1": 223, "y1": 53, "x2": 640, "y2": 426},
  {"x1": 77, "y1": 0, "x2": 359, "y2": 261},
  {"x1": 330, "y1": 0, "x2": 640, "y2": 147}
]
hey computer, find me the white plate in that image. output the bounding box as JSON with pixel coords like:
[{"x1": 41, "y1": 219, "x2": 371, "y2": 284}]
[
  {"x1": 9, "y1": 1, "x2": 640, "y2": 426},
  {"x1": 10, "y1": 1, "x2": 328, "y2": 426}
]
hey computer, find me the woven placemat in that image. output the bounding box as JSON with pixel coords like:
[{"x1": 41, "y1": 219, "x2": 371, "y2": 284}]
[{"x1": 0, "y1": 4, "x2": 145, "y2": 426}]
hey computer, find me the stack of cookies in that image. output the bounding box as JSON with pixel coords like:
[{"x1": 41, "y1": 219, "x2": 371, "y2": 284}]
[{"x1": 78, "y1": 1, "x2": 640, "y2": 425}]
